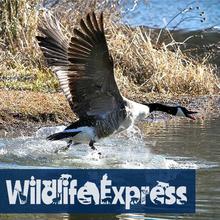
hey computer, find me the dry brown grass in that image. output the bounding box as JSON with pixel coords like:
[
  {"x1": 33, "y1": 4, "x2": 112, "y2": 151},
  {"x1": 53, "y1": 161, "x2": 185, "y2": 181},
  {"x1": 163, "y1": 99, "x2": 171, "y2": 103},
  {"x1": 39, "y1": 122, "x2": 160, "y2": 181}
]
[
  {"x1": 107, "y1": 24, "x2": 219, "y2": 96},
  {"x1": 0, "y1": 0, "x2": 59, "y2": 91},
  {"x1": 0, "y1": 0, "x2": 39, "y2": 53},
  {"x1": 0, "y1": 0, "x2": 219, "y2": 98},
  {"x1": 0, "y1": 90, "x2": 74, "y2": 124}
]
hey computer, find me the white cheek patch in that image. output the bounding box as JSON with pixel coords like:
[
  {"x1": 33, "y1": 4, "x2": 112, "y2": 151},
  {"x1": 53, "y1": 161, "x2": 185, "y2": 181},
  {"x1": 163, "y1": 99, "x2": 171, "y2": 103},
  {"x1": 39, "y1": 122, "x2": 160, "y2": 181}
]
[{"x1": 176, "y1": 108, "x2": 186, "y2": 117}]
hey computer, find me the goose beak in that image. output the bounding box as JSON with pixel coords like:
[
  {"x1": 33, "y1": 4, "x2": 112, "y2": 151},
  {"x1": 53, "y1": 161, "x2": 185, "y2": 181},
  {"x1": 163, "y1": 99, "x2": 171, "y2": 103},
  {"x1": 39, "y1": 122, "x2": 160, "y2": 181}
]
[{"x1": 186, "y1": 111, "x2": 198, "y2": 120}]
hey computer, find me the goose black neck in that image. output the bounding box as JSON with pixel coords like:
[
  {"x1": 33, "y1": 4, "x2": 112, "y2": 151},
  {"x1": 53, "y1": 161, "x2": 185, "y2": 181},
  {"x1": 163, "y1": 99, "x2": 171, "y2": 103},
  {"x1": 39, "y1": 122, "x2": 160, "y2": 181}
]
[{"x1": 147, "y1": 103, "x2": 178, "y2": 115}]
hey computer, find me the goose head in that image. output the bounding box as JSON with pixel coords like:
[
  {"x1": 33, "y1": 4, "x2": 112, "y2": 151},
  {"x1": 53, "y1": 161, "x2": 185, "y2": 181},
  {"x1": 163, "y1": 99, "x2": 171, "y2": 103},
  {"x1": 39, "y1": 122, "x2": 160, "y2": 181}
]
[
  {"x1": 175, "y1": 106, "x2": 198, "y2": 120},
  {"x1": 146, "y1": 103, "x2": 198, "y2": 120}
]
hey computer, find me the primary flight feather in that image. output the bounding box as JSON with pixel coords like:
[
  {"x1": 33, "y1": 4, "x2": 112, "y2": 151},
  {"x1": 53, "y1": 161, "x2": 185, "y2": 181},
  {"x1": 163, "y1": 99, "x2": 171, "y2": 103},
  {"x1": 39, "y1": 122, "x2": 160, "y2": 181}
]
[{"x1": 37, "y1": 12, "x2": 197, "y2": 150}]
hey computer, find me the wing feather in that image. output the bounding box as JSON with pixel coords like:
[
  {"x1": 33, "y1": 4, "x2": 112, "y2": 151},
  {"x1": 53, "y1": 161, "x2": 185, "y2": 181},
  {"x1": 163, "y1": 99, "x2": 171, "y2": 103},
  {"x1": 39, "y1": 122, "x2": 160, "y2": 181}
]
[{"x1": 37, "y1": 12, "x2": 126, "y2": 138}]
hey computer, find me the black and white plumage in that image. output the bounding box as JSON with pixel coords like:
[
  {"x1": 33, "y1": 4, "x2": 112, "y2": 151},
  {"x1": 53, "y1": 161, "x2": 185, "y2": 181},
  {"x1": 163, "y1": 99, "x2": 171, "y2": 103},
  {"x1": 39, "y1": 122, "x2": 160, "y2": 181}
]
[{"x1": 36, "y1": 12, "x2": 197, "y2": 150}]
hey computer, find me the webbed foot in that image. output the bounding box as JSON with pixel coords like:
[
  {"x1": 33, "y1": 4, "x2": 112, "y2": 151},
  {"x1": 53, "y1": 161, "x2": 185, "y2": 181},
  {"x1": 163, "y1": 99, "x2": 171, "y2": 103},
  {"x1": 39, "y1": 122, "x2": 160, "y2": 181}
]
[
  {"x1": 89, "y1": 140, "x2": 101, "y2": 155},
  {"x1": 55, "y1": 140, "x2": 72, "y2": 153}
]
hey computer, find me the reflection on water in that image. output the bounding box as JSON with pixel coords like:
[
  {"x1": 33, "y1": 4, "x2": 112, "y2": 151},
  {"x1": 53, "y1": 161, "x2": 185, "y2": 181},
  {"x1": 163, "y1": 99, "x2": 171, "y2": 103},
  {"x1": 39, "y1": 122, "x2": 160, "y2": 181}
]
[{"x1": 0, "y1": 116, "x2": 219, "y2": 219}]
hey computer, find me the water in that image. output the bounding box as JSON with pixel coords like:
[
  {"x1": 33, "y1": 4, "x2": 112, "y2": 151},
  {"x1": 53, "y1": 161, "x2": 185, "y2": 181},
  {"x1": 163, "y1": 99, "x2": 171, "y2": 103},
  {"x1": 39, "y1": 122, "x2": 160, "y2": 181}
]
[
  {"x1": 0, "y1": 115, "x2": 219, "y2": 219},
  {"x1": 121, "y1": 0, "x2": 220, "y2": 30},
  {"x1": 43, "y1": 0, "x2": 220, "y2": 31}
]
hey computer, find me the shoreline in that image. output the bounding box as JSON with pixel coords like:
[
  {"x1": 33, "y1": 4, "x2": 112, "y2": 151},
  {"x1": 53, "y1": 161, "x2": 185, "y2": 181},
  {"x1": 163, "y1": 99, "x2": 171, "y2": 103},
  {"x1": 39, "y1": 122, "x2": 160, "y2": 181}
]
[
  {"x1": 1, "y1": 89, "x2": 219, "y2": 138},
  {"x1": 0, "y1": 90, "x2": 75, "y2": 137}
]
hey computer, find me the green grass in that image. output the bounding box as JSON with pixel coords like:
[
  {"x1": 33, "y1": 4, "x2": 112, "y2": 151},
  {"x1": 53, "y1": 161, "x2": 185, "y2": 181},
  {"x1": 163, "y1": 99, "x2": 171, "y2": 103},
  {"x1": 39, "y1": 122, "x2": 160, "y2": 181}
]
[{"x1": 0, "y1": 59, "x2": 59, "y2": 92}]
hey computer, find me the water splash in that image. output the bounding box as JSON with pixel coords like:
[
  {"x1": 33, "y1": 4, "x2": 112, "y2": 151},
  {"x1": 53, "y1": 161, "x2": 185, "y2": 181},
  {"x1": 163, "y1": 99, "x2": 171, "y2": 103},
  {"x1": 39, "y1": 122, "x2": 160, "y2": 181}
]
[
  {"x1": 0, "y1": 125, "x2": 205, "y2": 169},
  {"x1": 35, "y1": 125, "x2": 66, "y2": 138}
]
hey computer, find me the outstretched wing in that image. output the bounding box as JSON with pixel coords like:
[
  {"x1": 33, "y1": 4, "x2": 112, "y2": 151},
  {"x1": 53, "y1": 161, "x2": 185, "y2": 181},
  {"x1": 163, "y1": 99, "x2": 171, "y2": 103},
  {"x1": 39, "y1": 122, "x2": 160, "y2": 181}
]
[{"x1": 37, "y1": 12, "x2": 126, "y2": 137}]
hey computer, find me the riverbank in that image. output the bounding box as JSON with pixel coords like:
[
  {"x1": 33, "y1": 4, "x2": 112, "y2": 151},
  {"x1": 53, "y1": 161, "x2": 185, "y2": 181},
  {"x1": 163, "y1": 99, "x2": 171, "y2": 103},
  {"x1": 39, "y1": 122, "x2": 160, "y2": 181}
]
[
  {"x1": 0, "y1": 90, "x2": 74, "y2": 137},
  {"x1": 1, "y1": 89, "x2": 219, "y2": 138}
]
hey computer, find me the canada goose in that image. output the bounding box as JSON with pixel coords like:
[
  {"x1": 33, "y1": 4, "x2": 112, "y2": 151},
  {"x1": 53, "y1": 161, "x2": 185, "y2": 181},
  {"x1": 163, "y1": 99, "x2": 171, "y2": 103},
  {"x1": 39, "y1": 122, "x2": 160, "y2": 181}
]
[{"x1": 36, "y1": 12, "x2": 197, "y2": 150}]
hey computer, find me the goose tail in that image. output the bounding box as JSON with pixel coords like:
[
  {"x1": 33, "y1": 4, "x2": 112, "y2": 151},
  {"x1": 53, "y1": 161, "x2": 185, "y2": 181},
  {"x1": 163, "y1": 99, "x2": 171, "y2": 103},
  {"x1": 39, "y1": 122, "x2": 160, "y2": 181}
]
[{"x1": 47, "y1": 131, "x2": 81, "y2": 141}]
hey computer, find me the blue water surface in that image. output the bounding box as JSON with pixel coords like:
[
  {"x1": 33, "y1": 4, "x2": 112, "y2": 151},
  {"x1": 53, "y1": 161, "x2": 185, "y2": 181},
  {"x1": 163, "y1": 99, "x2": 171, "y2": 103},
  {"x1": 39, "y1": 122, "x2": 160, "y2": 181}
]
[{"x1": 120, "y1": 0, "x2": 220, "y2": 30}]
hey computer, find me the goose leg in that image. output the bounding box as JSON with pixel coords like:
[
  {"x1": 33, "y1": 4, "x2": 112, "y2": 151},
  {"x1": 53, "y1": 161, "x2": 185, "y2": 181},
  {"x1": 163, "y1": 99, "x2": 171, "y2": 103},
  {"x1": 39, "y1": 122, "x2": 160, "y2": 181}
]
[
  {"x1": 65, "y1": 140, "x2": 73, "y2": 150},
  {"x1": 89, "y1": 140, "x2": 102, "y2": 156},
  {"x1": 55, "y1": 140, "x2": 72, "y2": 153},
  {"x1": 89, "y1": 140, "x2": 96, "y2": 150}
]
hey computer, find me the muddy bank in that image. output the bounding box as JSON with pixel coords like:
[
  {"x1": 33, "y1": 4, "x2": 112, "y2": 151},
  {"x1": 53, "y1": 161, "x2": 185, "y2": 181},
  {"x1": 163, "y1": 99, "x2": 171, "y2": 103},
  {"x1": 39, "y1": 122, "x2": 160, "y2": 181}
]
[
  {"x1": 0, "y1": 90, "x2": 75, "y2": 137},
  {"x1": 0, "y1": 90, "x2": 219, "y2": 138}
]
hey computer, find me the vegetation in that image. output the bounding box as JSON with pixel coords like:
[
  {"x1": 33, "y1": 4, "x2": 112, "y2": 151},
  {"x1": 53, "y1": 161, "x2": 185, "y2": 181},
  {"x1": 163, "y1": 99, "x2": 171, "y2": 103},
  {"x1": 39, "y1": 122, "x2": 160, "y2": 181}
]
[
  {"x1": 0, "y1": 0, "x2": 58, "y2": 92},
  {"x1": 0, "y1": 0, "x2": 219, "y2": 95},
  {"x1": 0, "y1": 0, "x2": 219, "y2": 130}
]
